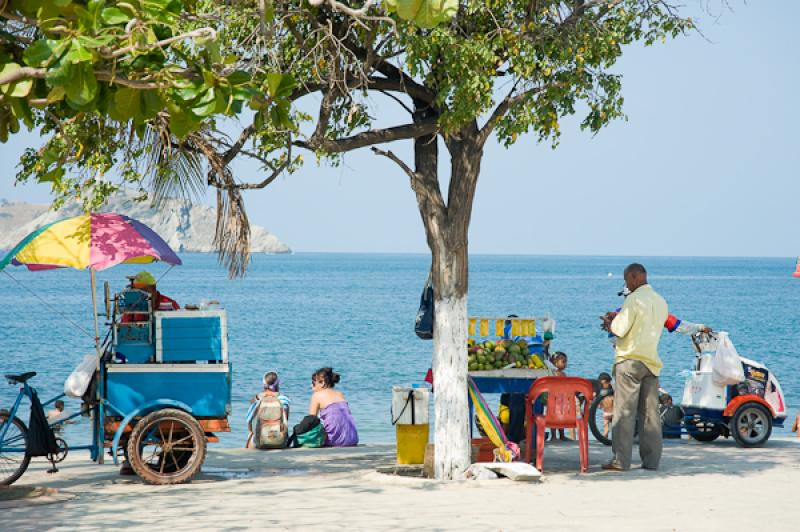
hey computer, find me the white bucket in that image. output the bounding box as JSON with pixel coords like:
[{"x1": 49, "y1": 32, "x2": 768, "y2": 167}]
[{"x1": 391, "y1": 386, "x2": 430, "y2": 425}]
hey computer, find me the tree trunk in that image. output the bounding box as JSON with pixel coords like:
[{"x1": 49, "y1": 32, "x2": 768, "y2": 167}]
[
  {"x1": 411, "y1": 117, "x2": 482, "y2": 480},
  {"x1": 431, "y1": 250, "x2": 470, "y2": 480}
]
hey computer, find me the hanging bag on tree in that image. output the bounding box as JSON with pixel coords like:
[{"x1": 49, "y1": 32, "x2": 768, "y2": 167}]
[
  {"x1": 415, "y1": 273, "x2": 435, "y2": 340},
  {"x1": 711, "y1": 332, "x2": 745, "y2": 386}
]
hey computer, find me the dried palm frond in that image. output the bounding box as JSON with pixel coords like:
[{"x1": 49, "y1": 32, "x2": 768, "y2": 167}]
[
  {"x1": 140, "y1": 114, "x2": 206, "y2": 206},
  {"x1": 190, "y1": 131, "x2": 252, "y2": 278}
]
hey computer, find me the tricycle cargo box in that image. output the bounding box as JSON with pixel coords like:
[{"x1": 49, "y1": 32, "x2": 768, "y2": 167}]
[
  {"x1": 105, "y1": 363, "x2": 231, "y2": 417},
  {"x1": 155, "y1": 310, "x2": 228, "y2": 363}
]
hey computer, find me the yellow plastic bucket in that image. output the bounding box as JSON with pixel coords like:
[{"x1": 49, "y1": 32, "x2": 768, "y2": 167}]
[{"x1": 396, "y1": 424, "x2": 429, "y2": 464}]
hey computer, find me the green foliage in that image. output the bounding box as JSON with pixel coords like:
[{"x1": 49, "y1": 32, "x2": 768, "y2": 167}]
[{"x1": 4, "y1": 0, "x2": 692, "y2": 252}]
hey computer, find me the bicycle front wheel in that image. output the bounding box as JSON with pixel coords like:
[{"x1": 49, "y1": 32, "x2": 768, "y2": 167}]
[{"x1": 0, "y1": 410, "x2": 31, "y2": 486}]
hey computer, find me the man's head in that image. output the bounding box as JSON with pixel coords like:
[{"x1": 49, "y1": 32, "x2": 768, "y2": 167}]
[
  {"x1": 55, "y1": 400, "x2": 65, "y2": 411},
  {"x1": 623, "y1": 263, "x2": 648, "y2": 293},
  {"x1": 598, "y1": 372, "x2": 612, "y2": 388},
  {"x1": 132, "y1": 271, "x2": 157, "y2": 297}
]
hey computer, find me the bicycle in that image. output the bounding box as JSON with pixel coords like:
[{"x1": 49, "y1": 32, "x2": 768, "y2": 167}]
[{"x1": 0, "y1": 372, "x2": 75, "y2": 485}]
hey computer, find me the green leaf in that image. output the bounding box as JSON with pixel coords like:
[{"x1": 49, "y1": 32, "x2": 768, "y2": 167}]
[
  {"x1": 23, "y1": 40, "x2": 57, "y2": 67},
  {"x1": 192, "y1": 87, "x2": 217, "y2": 117},
  {"x1": 110, "y1": 87, "x2": 140, "y2": 122},
  {"x1": 65, "y1": 39, "x2": 94, "y2": 64},
  {"x1": 9, "y1": 98, "x2": 34, "y2": 129},
  {"x1": 64, "y1": 63, "x2": 98, "y2": 105},
  {"x1": 265, "y1": 73, "x2": 282, "y2": 98},
  {"x1": 38, "y1": 167, "x2": 66, "y2": 183},
  {"x1": 0, "y1": 64, "x2": 33, "y2": 98},
  {"x1": 140, "y1": 90, "x2": 163, "y2": 122},
  {"x1": 168, "y1": 109, "x2": 196, "y2": 140},
  {"x1": 225, "y1": 70, "x2": 250, "y2": 86},
  {"x1": 101, "y1": 6, "x2": 130, "y2": 24}
]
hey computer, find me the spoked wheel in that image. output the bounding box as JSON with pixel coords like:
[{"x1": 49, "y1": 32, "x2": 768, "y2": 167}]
[
  {"x1": 127, "y1": 408, "x2": 206, "y2": 485},
  {"x1": 730, "y1": 403, "x2": 772, "y2": 448},
  {"x1": 588, "y1": 392, "x2": 613, "y2": 446},
  {"x1": 0, "y1": 410, "x2": 31, "y2": 486},
  {"x1": 49, "y1": 437, "x2": 69, "y2": 464}
]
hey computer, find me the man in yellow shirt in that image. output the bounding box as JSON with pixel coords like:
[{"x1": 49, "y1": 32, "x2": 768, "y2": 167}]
[{"x1": 601, "y1": 263, "x2": 668, "y2": 471}]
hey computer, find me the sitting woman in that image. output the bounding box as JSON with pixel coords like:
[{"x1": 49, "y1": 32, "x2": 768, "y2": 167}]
[
  {"x1": 246, "y1": 371, "x2": 291, "y2": 449},
  {"x1": 308, "y1": 367, "x2": 359, "y2": 447}
]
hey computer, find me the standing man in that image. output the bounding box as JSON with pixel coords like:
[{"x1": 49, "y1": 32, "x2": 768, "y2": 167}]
[{"x1": 601, "y1": 263, "x2": 668, "y2": 471}]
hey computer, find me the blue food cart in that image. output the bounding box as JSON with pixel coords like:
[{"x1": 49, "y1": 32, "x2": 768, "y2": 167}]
[{"x1": 0, "y1": 213, "x2": 231, "y2": 486}]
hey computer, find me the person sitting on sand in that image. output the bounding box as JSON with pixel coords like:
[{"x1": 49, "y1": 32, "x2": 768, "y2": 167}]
[
  {"x1": 246, "y1": 371, "x2": 291, "y2": 449},
  {"x1": 308, "y1": 367, "x2": 358, "y2": 447}
]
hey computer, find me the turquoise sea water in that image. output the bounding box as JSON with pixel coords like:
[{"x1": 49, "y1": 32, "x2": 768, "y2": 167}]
[{"x1": 1, "y1": 253, "x2": 798, "y2": 448}]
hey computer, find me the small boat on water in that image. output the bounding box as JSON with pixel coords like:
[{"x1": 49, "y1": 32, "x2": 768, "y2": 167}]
[{"x1": 794, "y1": 257, "x2": 800, "y2": 278}]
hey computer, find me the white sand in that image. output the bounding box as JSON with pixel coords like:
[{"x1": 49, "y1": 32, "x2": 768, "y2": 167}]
[{"x1": 4, "y1": 438, "x2": 799, "y2": 531}]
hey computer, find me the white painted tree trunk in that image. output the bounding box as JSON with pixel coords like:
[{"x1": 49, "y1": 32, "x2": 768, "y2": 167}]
[{"x1": 432, "y1": 295, "x2": 470, "y2": 480}]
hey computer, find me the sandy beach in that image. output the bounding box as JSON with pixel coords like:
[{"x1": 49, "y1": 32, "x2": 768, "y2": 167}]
[{"x1": 3, "y1": 437, "x2": 798, "y2": 531}]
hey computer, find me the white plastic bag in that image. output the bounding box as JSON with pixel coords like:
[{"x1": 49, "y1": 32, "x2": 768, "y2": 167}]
[
  {"x1": 711, "y1": 332, "x2": 745, "y2": 386},
  {"x1": 64, "y1": 354, "x2": 97, "y2": 398}
]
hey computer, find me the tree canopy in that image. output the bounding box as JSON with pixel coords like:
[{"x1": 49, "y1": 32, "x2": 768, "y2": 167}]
[{"x1": 2, "y1": 1, "x2": 692, "y2": 276}]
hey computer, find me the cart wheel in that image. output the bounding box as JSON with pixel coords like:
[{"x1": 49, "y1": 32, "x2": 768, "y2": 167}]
[
  {"x1": 588, "y1": 393, "x2": 613, "y2": 446},
  {"x1": 48, "y1": 437, "x2": 69, "y2": 463},
  {"x1": 0, "y1": 410, "x2": 31, "y2": 486},
  {"x1": 685, "y1": 420, "x2": 721, "y2": 442},
  {"x1": 730, "y1": 403, "x2": 772, "y2": 447},
  {"x1": 127, "y1": 408, "x2": 206, "y2": 485}
]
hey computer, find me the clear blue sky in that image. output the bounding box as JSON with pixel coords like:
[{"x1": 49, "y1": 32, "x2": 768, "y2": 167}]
[{"x1": 1, "y1": 1, "x2": 797, "y2": 257}]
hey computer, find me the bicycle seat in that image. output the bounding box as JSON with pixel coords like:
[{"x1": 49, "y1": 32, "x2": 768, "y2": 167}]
[{"x1": 5, "y1": 372, "x2": 37, "y2": 384}]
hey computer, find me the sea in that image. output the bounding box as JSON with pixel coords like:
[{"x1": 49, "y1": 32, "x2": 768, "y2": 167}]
[{"x1": 1, "y1": 253, "x2": 798, "y2": 449}]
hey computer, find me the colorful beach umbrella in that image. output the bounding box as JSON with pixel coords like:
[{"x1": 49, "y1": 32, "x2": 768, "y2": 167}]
[
  {"x1": 0, "y1": 212, "x2": 181, "y2": 356},
  {"x1": 0, "y1": 212, "x2": 181, "y2": 271}
]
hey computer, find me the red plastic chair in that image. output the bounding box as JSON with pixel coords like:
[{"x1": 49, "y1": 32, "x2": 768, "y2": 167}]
[{"x1": 525, "y1": 376, "x2": 594, "y2": 473}]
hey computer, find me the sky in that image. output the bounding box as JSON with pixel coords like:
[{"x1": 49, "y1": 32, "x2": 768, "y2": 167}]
[{"x1": 1, "y1": 1, "x2": 798, "y2": 257}]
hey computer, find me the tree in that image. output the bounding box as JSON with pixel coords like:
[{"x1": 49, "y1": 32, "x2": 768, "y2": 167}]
[{"x1": 4, "y1": 1, "x2": 692, "y2": 479}]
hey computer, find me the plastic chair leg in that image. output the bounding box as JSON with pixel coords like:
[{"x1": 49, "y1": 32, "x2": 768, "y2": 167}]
[
  {"x1": 577, "y1": 421, "x2": 589, "y2": 473},
  {"x1": 535, "y1": 417, "x2": 546, "y2": 472},
  {"x1": 524, "y1": 402, "x2": 533, "y2": 464}
]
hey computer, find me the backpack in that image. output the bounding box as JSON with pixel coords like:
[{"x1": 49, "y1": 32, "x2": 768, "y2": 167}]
[
  {"x1": 252, "y1": 395, "x2": 288, "y2": 449},
  {"x1": 414, "y1": 274, "x2": 434, "y2": 340}
]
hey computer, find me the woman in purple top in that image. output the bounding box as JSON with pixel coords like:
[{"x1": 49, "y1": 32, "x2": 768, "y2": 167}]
[{"x1": 308, "y1": 367, "x2": 359, "y2": 447}]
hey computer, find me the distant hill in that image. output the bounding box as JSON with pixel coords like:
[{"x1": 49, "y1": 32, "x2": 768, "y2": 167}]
[{"x1": 0, "y1": 190, "x2": 291, "y2": 254}]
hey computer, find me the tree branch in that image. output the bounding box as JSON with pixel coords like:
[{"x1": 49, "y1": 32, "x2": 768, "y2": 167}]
[
  {"x1": 477, "y1": 82, "x2": 566, "y2": 146},
  {"x1": 295, "y1": 119, "x2": 438, "y2": 153},
  {"x1": 371, "y1": 146, "x2": 417, "y2": 181}
]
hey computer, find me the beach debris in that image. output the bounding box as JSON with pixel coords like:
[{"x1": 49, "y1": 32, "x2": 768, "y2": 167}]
[
  {"x1": 459, "y1": 464, "x2": 499, "y2": 481},
  {"x1": 478, "y1": 462, "x2": 542, "y2": 482}
]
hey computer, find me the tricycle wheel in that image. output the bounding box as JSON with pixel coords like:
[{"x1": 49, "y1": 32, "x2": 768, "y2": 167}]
[
  {"x1": 686, "y1": 420, "x2": 721, "y2": 442},
  {"x1": 730, "y1": 403, "x2": 772, "y2": 447},
  {"x1": 127, "y1": 408, "x2": 206, "y2": 485},
  {"x1": 0, "y1": 410, "x2": 31, "y2": 486}
]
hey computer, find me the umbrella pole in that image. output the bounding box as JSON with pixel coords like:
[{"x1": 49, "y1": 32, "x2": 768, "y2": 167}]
[
  {"x1": 91, "y1": 269, "x2": 101, "y2": 357},
  {"x1": 90, "y1": 269, "x2": 104, "y2": 464}
]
